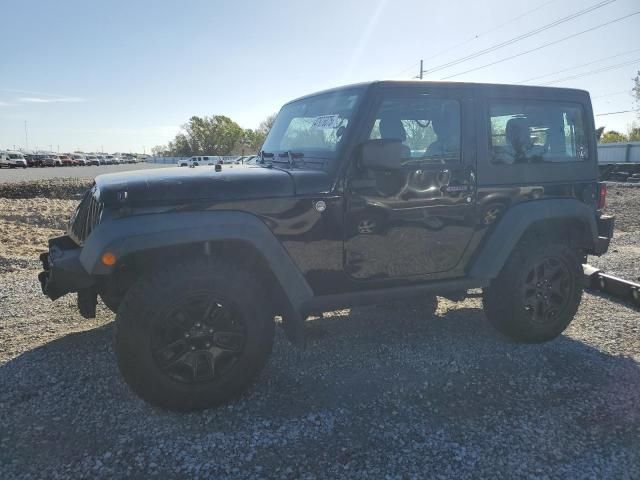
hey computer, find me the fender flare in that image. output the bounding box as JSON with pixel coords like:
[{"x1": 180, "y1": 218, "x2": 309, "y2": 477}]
[
  {"x1": 80, "y1": 211, "x2": 314, "y2": 333},
  {"x1": 468, "y1": 199, "x2": 597, "y2": 281}
]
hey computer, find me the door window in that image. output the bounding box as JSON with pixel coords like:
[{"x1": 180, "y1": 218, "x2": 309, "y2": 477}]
[
  {"x1": 489, "y1": 101, "x2": 587, "y2": 164},
  {"x1": 368, "y1": 96, "x2": 461, "y2": 164}
]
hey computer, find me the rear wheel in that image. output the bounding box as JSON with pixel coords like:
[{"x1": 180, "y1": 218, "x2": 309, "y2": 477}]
[
  {"x1": 483, "y1": 239, "x2": 582, "y2": 343},
  {"x1": 115, "y1": 259, "x2": 275, "y2": 411}
]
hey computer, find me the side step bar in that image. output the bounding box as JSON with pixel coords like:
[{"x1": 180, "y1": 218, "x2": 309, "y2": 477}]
[{"x1": 583, "y1": 264, "x2": 640, "y2": 307}]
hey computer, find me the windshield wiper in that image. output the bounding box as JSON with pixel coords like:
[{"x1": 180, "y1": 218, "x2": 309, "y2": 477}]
[{"x1": 277, "y1": 151, "x2": 304, "y2": 167}]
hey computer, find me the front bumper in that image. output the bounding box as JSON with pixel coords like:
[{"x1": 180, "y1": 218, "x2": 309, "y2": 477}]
[
  {"x1": 38, "y1": 236, "x2": 95, "y2": 300},
  {"x1": 593, "y1": 214, "x2": 615, "y2": 256}
]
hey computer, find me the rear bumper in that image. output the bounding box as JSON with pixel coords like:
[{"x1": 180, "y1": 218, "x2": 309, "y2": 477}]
[
  {"x1": 593, "y1": 214, "x2": 615, "y2": 256},
  {"x1": 38, "y1": 236, "x2": 95, "y2": 300}
]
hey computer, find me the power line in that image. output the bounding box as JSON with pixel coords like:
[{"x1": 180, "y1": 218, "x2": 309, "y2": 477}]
[
  {"x1": 422, "y1": 0, "x2": 616, "y2": 76},
  {"x1": 592, "y1": 90, "x2": 632, "y2": 99},
  {"x1": 421, "y1": 0, "x2": 557, "y2": 64},
  {"x1": 542, "y1": 57, "x2": 640, "y2": 85},
  {"x1": 518, "y1": 47, "x2": 640, "y2": 83},
  {"x1": 441, "y1": 10, "x2": 640, "y2": 80},
  {"x1": 595, "y1": 110, "x2": 638, "y2": 116},
  {"x1": 389, "y1": 62, "x2": 420, "y2": 79}
]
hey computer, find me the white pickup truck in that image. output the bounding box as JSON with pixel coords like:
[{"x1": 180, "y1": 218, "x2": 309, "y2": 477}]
[
  {"x1": 0, "y1": 151, "x2": 28, "y2": 168},
  {"x1": 178, "y1": 156, "x2": 220, "y2": 167}
]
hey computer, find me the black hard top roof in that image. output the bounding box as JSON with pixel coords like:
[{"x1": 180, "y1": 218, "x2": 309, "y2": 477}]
[{"x1": 286, "y1": 80, "x2": 590, "y2": 105}]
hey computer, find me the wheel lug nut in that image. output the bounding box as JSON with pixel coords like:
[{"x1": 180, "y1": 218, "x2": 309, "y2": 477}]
[
  {"x1": 195, "y1": 323, "x2": 201, "y2": 328},
  {"x1": 209, "y1": 329, "x2": 213, "y2": 333},
  {"x1": 184, "y1": 333, "x2": 190, "y2": 338},
  {"x1": 191, "y1": 346, "x2": 196, "y2": 351},
  {"x1": 205, "y1": 343, "x2": 211, "y2": 348}
]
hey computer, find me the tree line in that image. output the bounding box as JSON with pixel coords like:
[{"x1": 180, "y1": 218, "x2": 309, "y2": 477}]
[
  {"x1": 152, "y1": 113, "x2": 276, "y2": 157},
  {"x1": 598, "y1": 71, "x2": 640, "y2": 144}
]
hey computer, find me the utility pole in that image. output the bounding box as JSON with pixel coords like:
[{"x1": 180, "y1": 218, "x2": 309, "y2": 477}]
[
  {"x1": 24, "y1": 120, "x2": 29, "y2": 151},
  {"x1": 419, "y1": 59, "x2": 423, "y2": 80}
]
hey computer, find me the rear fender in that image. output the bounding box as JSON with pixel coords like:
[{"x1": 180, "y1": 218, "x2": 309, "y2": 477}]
[{"x1": 468, "y1": 199, "x2": 598, "y2": 281}]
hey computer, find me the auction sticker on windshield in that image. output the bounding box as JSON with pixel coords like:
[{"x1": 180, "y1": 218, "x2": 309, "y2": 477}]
[{"x1": 311, "y1": 114, "x2": 341, "y2": 129}]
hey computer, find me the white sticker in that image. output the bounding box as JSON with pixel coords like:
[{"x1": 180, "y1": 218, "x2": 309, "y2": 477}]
[{"x1": 311, "y1": 114, "x2": 341, "y2": 129}]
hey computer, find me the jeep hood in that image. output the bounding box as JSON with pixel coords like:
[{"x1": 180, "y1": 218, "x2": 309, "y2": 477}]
[{"x1": 94, "y1": 165, "x2": 331, "y2": 207}]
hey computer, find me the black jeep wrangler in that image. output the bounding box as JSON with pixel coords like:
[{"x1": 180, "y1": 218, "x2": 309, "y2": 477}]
[{"x1": 39, "y1": 81, "x2": 614, "y2": 411}]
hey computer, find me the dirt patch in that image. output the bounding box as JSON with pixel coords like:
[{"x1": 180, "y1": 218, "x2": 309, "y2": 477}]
[
  {"x1": 0, "y1": 198, "x2": 77, "y2": 261},
  {"x1": 0, "y1": 178, "x2": 93, "y2": 200}
]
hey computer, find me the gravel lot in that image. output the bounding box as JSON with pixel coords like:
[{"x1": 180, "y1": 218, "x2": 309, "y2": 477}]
[
  {"x1": 0, "y1": 162, "x2": 168, "y2": 183},
  {"x1": 1, "y1": 182, "x2": 639, "y2": 479}
]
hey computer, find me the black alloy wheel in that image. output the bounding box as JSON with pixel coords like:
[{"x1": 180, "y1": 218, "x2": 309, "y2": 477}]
[
  {"x1": 151, "y1": 293, "x2": 246, "y2": 384},
  {"x1": 522, "y1": 256, "x2": 574, "y2": 325}
]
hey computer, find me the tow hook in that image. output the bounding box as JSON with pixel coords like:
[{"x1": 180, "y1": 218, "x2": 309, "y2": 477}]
[
  {"x1": 78, "y1": 288, "x2": 98, "y2": 319},
  {"x1": 583, "y1": 264, "x2": 640, "y2": 307}
]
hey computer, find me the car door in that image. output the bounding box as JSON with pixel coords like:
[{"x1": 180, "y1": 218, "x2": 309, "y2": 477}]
[{"x1": 344, "y1": 85, "x2": 477, "y2": 280}]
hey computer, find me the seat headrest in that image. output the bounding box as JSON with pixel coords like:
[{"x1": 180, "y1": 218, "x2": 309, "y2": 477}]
[
  {"x1": 505, "y1": 117, "x2": 531, "y2": 152},
  {"x1": 379, "y1": 115, "x2": 407, "y2": 141},
  {"x1": 433, "y1": 105, "x2": 458, "y2": 136}
]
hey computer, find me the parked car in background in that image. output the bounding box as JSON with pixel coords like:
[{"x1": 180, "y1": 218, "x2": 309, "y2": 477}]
[
  {"x1": 86, "y1": 155, "x2": 100, "y2": 166},
  {"x1": 238, "y1": 155, "x2": 260, "y2": 165},
  {"x1": 179, "y1": 156, "x2": 217, "y2": 167},
  {"x1": 0, "y1": 151, "x2": 27, "y2": 168},
  {"x1": 43, "y1": 155, "x2": 63, "y2": 167},
  {"x1": 25, "y1": 154, "x2": 42, "y2": 167},
  {"x1": 103, "y1": 155, "x2": 115, "y2": 165},
  {"x1": 59, "y1": 154, "x2": 74, "y2": 166},
  {"x1": 72, "y1": 154, "x2": 87, "y2": 166}
]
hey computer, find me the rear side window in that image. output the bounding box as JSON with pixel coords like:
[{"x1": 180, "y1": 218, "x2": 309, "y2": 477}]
[{"x1": 489, "y1": 101, "x2": 587, "y2": 164}]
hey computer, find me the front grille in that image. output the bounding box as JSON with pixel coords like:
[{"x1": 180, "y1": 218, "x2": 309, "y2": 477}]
[{"x1": 69, "y1": 185, "x2": 103, "y2": 244}]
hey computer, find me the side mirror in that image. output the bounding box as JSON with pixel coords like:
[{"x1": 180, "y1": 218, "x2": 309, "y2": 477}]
[{"x1": 360, "y1": 139, "x2": 403, "y2": 170}]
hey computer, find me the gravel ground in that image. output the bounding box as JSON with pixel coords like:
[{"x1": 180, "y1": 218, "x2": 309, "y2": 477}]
[{"x1": 0, "y1": 181, "x2": 639, "y2": 479}]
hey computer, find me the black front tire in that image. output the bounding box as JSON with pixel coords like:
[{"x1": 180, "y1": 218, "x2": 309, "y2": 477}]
[
  {"x1": 99, "y1": 292, "x2": 121, "y2": 314},
  {"x1": 115, "y1": 259, "x2": 275, "y2": 411},
  {"x1": 483, "y1": 238, "x2": 583, "y2": 343}
]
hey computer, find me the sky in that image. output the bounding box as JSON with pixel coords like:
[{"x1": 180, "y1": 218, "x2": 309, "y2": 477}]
[{"x1": 1, "y1": 0, "x2": 639, "y2": 153}]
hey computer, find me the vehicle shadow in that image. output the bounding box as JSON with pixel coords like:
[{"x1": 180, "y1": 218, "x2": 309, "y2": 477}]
[
  {"x1": 270, "y1": 302, "x2": 640, "y2": 418},
  {"x1": 584, "y1": 287, "x2": 640, "y2": 312},
  {"x1": 1, "y1": 301, "x2": 639, "y2": 476}
]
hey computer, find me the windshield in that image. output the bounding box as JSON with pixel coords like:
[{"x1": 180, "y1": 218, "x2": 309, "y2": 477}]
[
  {"x1": 8, "y1": 153, "x2": 24, "y2": 159},
  {"x1": 262, "y1": 89, "x2": 362, "y2": 158}
]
